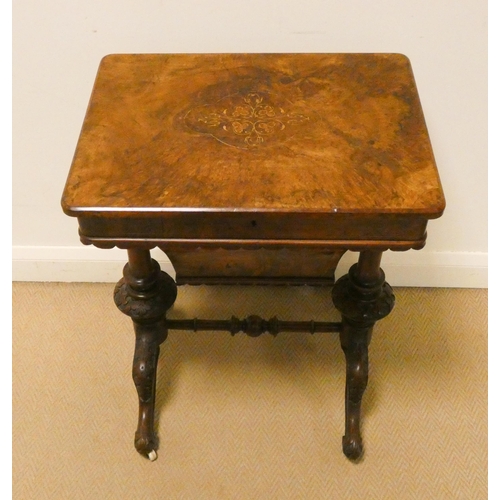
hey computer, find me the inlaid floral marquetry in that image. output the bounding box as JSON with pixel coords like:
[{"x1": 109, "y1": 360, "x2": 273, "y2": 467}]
[{"x1": 184, "y1": 90, "x2": 309, "y2": 149}]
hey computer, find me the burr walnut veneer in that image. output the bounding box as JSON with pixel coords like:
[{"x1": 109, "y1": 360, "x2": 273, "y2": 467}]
[{"x1": 61, "y1": 53, "x2": 445, "y2": 461}]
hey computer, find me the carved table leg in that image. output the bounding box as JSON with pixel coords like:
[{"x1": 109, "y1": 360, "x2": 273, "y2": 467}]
[
  {"x1": 332, "y1": 250, "x2": 395, "y2": 460},
  {"x1": 113, "y1": 249, "x2": 177, "y2": 460}
]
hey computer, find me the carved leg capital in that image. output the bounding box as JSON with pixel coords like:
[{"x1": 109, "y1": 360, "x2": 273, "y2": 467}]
[
  {"x1": 332, "y1": 264, "x2": 394, "y2": 325},
  {"x1": 114, "y1": 259, "x2": 177, "y2": 324}
]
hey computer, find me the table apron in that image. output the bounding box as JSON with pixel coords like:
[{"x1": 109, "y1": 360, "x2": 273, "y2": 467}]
[{"x1": 77, "y1": 212, "x2": 429, "y2": 247}]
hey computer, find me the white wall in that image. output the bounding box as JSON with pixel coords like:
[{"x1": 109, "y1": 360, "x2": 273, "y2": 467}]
[{"x1": 12, "y1": 0, "x2": 487, "y2": 287}]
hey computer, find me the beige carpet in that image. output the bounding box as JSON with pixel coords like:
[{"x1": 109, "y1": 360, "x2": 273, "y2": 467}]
[{"x1": 13, "y1": 283, "x2": 487, "y2": 499}]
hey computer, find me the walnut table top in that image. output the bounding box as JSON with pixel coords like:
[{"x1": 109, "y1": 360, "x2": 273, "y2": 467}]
[{"x1": 62, "y1": 53, "x2": 445, "y2": 249}]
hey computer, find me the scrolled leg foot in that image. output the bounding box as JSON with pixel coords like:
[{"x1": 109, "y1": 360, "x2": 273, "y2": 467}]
[
  {"x1": 134, "y1": 432, "x2": 158, "y2": 460},
  {"x1": 342, "y1": 435, "x2": 363, "y2": 461},
  {"x1": 135, "y1": 434, "x2": 158, "y2": 459}
]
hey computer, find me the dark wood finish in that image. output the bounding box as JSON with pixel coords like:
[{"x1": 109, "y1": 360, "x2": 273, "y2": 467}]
[
  {"x1": 332, "y1": 250, "x2": 395, "y2": 459},
  {"x1": 165, "y1": 316, "x2": 341, "y2": 336},
  {"x1": 76, "y1": 212, "x2": 430, "y2": 246},
  {"x1": 60, "y1": 53, "x2": 445, "y2": 462},
  {"x1": 113, "y1": 249, "x2": 177, "y2": 460},
  {"x1": 79, "y1": 235, "x2": 428, "y2": 252}
]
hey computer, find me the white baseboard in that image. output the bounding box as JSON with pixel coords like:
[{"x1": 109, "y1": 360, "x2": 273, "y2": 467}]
[{"x1": 12, "y1": 245, "x2": 488, "y2": 288}]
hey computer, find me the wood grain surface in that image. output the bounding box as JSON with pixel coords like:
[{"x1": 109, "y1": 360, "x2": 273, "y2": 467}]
[
  {"x1": 62, "y1": 53, "x2": 445, "y2": 217},
  {"x1": 61, "y1": 53, "x2": 445, "y2": 249}
]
